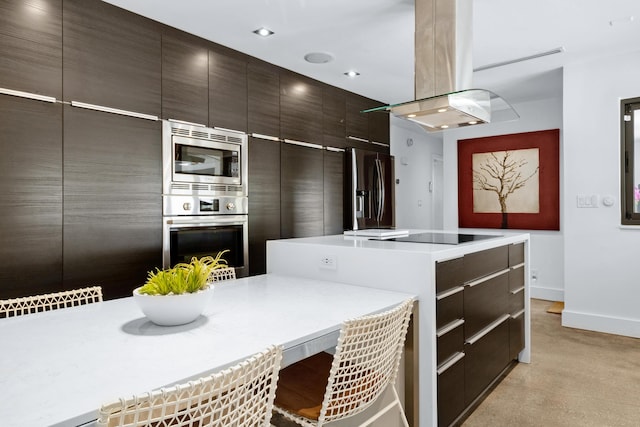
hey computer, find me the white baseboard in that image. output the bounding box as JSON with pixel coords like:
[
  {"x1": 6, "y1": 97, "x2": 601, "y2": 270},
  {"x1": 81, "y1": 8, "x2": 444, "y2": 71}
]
[
  {"x1": 562, "y1": 310, "x2": 640, "y2": 339},
  {"x1": 529, "y1": 284, "x2": 564, "y2": 302}
]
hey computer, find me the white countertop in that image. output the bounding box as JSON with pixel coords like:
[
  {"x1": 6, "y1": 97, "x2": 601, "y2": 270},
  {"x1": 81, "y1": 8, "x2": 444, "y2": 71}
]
[
  {"x1": 0, "y1": 274, "x2": 414, "y2": 427},
  {"x1": 272, "y1": 230, "x2": 529, "y2": 260}
]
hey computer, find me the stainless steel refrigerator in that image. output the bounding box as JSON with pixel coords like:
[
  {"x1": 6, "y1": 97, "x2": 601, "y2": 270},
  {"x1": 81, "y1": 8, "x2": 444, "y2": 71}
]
[{"x1": 344, "y1": 148, "x2": 395, "y2": 231}]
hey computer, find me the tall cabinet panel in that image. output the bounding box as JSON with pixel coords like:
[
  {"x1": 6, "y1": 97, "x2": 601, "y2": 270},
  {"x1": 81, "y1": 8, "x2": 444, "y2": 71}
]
[
  {"x1": 0, "y1": 96, "x2": 63, "y2": 299},
  {"x1": 323, "y1": 150, "x2": 344, "y2": 235},
  {"x1": 247, "y1": 62, "x2": 280, "y2": 137},
  {"x1": 0, "y1": 0, "x2": 62, "y2": 98},
  {"x1": 323, "y1": 87, "x2": 346, "y2": 149},
  {"x1": 281, "y1": 144, "x2": 324, "y2": 238},
  {"x1": 63, "y1": 106, "x2": 162, "y2": 300},
  {"x1": 161, "y1": 32, "x2": 209, "y2": 124},
  {"x1": 248, "y1": 137, "x2": 281, "y2": 275},
  {"x1": 209, "y1": 49, "x2": 247, "y2": 132},
  {"x1": 63, "y1": 0, "x2": 161, "y2": 115},
  {"x1": 280, "y1": 72, "x2": 323, "y2": 143}
]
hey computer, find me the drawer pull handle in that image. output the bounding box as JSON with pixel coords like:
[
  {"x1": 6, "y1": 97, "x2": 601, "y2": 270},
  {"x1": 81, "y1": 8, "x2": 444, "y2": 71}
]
[
  {"x1": 436, "y1": 286, "x2": 464, "y2": 300},
  {"x1": 510, "y1": 262, "x2": 525, "y2": 270},
  {"x1": 437, "y1": 351, "x2": 465, "y2": 375},
  {"x1": 283, "y1": 139, "x2": 324, "y2": 150},
  {"x1": 71, "y1": 101, "x2": 158, "y2": 121},
  {"x1": 250, "y1": 133, "x2": 281, "y2": 141},
  {"x1": 511, "y1": 309, "x2": 526, "y2": 319},
  {"x1": 465, "y1": 268, "x2": 510, "y2": 288},
  {"x1": 465, "y1": 314, "x2": 511, "y2": 345},
  {"x1": 510, "y1": 286, "x2": 525, "y2": 295},
  {"x1": 0, "y1": 87, "x2": 56, "y2": 103},
  {"x1": 437, "y1": 318, "x2": 465, "y2": 337}
]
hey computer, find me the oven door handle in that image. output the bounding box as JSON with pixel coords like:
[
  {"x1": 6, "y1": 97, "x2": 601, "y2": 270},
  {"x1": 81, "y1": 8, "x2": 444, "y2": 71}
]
[{"x1": 166, "y1": 216, "x2": 247, "y2": 227}]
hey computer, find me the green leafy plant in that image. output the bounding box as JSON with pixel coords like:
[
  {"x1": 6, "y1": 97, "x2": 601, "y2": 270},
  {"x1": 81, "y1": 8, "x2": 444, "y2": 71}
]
[{"x1": 138, "y1": 250, "x2": 230, "y2": 296}]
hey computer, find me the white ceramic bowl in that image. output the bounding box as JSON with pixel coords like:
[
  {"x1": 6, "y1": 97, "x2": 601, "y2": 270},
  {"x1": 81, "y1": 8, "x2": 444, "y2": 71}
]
[{"x1": 132, "y1": 286, "x2": 213, "y2": 326}]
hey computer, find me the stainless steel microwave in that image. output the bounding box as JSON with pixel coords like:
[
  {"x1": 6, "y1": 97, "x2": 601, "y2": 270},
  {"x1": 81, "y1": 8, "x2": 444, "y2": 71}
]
[{"x1": 162, "y1": 120, "x2": 248, "y2": 196}]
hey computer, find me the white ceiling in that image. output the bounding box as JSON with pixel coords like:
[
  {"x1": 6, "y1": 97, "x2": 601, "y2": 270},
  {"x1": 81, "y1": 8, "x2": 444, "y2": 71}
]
[{"x1": 103, "y1": 0, "x2": 640, "y2": 106}]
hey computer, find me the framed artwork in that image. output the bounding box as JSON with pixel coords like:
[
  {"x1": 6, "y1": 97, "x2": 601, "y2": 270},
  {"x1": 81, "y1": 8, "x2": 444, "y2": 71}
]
[{"x1": 458, "y1": 129, "x2": 560, "y2": 230}]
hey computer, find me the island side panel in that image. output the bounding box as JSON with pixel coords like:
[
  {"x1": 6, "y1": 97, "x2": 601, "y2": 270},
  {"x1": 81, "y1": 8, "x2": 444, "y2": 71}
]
[{"x1": 267, "y1": 239, "x2": 438, "y2": 427}]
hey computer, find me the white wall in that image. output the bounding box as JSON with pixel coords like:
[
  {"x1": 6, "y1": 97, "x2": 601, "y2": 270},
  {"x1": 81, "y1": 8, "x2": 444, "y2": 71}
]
[
  {"x1": 391, "y1": 94, "x2": 565, "y2": 302},
  {"x1": 561, "y1": 51, "x2": 640, "y2": 338},
  {"x1": 390, "y1": 116, "x2": 443, "y2": 229}
]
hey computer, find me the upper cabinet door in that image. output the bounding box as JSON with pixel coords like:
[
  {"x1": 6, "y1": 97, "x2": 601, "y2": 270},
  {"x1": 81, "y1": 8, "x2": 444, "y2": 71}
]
[
  {"x1": 346, "y1": 94, "x2": 371, "y2": 142},
  {"x1": 0, "y1": 0, "x2": 62, "y2": 98},
  {"x1": 209, "y1": 49, "x2": 247, "y2": 132},
  {"x1": 280, "y1": 72, "x2": 322, "y2": 143},
  {"x1": 248, "y1": 62, "x2": 280, "y2": 138},
  {"x1": 369, "y1": 108, "x2": 390, "y2": 146},
  {"x1": 63, "y1": 0, "x2": 161, "y2": 115},
  {"x1": 162, "y1": 32, "x2": 209, "y2": 125},
  {"x1": 323, "y1": 87, "x2": 346, "y2": 149}
]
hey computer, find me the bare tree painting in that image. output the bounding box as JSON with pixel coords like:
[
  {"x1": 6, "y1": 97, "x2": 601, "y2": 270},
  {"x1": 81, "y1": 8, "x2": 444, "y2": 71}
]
[{"x1": 472, "y1": 148, "x2": 540, "y2": 228}]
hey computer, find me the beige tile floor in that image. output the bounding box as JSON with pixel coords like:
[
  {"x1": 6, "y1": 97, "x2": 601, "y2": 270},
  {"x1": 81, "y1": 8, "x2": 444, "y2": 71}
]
[{"x1": 462, "y1": 299, "x2": 640, "y2": 427}]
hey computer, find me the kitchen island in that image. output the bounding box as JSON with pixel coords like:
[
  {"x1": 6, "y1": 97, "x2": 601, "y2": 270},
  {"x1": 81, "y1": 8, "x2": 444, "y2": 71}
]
[{"x1": 267, "y1": 230, "x2": 530, "y2": 427}]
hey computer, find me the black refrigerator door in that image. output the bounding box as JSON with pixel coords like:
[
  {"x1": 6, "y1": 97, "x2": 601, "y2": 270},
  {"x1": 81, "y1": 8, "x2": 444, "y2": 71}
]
[{"x1": 344, "y1": 148, "x2": 395, "y2": 230}]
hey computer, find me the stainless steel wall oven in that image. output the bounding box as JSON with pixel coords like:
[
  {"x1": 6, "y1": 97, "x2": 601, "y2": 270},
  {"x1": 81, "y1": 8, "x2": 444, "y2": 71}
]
[{"x1": 162, "y1": 120, "x2": 248, "y2": 277}]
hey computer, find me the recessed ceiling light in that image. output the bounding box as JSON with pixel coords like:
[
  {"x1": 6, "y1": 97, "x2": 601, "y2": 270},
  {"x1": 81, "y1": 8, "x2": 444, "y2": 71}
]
[
  {"x1": 468, "y1": 121, "x2": 478, "y2": 125},
  {"x1": 304, "y1": 52, "x2": 334, "y2": 64},
  {"x1": 344, "y1": 71, "x2": 360, "y2": 77},
  {"x1": 253, "y1": 27, "x2": 274, "y2": 37},
  {"x1": 437, "y1": 108, "x2": 448, "y2": 113},
  {"x1": 440, "y1": 125, "x2": 449, "y2": 129}
]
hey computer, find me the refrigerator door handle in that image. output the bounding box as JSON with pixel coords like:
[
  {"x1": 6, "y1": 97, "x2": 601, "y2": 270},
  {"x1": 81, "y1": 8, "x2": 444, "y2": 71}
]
[
  {"x1": 351, "y1": 151, "x2": 359, "y2": 230},
  {"x1": 374, "y1": 158, "x2": 385, "y2": 222}
]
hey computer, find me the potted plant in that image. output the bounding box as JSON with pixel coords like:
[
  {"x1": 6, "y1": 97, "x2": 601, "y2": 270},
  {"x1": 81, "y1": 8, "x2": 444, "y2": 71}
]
[{"x1": 133, "y1": 250, "x2": 230, "y2": 326}]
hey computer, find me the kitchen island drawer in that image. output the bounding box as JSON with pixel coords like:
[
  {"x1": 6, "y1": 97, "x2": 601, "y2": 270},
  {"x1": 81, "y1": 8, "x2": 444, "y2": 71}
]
[
  {"x1": 509, "y1": 242, "x2": 525, "y2": 266},
  {"x1": 463, "y1": 245, "x2": 508, "y2": 282},
  {"x1": 509, "y1": 309, "x2": 525, "y2": 360},
  {"x1": 464, "y1": 316, "x2": 510, "y2": 405},
  {"x1": 437, "y1": 320, "x2": 464, "y2": 366},
  {"x1": 437, "y1": 352, "x2": 465, "y2": 427},
  {"x1": 436, "y1": 286, "x2": 463, "y2": 329},
  {"x1": 463, "y1": 270, "x2": 509, "y2": 338},
  {"x1": 509, "y1": 263, "x2": 525, "y2": 292},
  {"x1": 436, "y1": 256, "x2": 464, "y2": 293}
]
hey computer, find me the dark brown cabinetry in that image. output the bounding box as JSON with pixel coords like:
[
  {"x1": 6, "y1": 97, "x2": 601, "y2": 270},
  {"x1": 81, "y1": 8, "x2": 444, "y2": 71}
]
[
  {"x1": 161, "y1": 32, "x2": 209, "y2": 125},
  {"x1": 435, "y1": 243, "x2": 525, "y2": 427},
  {"x1": 0, "y1": 96, "x2": 63, "y2": 298},
  {"x1": 0, "y1": 0, "x2": 62, "y2": 98},
  {"x1": 323, "y1": 87, "x2": 346, "y2": 149},
  {"x1": 0, "y1": 0, "x2": 388, "y2": 299},
  {"x1": 63, "y1": 0, "x2": 161, "y2": 115},
  {"x1": 323, "y1": 150, "x2": 344, "y2": 235},
  {"x1": 63, "y1": 106, "x2": 162, "y2": 299},
  {"x1": 280, "y1": 143, "x2": 324, "y2": 238},
  {"x1": 280, "y1": 72, "x2": 323, "y2": 143},
  {"x1": 248, "y1": 62, "x2": 280, "y2": 137},
  {"x1": 209, "y1": 49, "x2": 247, "y2": 132},
  {"x1": 248, "y1": 137, "x2": 281, "y2": 276}
]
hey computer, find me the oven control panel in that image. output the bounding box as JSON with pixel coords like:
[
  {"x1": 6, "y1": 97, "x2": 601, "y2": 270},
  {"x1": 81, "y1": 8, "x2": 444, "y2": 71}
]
[{"x1": 163, "y1": 195, "x2": 247, "y2": 216}]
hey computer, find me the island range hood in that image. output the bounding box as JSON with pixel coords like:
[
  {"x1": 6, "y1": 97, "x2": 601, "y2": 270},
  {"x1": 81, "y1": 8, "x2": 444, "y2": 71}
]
[{"x1": 366, "y1": 0, "x2": 518, "y2": 132}]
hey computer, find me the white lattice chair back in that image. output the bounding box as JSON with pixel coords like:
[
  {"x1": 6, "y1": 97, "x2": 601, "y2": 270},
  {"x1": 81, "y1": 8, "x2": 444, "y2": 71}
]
[
  {"x1": 274, "y1": 298, "x2": 414, "y2": 427},
  {"x1": 98, "y1": 345, "x2": 283, "y2": 427},
  {"x1": 209, "y1": 267, "x2": 236, "y2": 283},
  {"x1": 0, "y1": 286, "x2": 103, "y2": 318}
]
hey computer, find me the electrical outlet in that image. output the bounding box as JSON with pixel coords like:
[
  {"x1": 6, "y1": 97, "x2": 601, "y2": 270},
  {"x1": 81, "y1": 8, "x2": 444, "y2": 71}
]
[
  {"x1": 319, "y1": 256, "x2": 337, "y2": 270},
  {"x1": 531, "y1": 269, "x2": 538, "y2": 282}
]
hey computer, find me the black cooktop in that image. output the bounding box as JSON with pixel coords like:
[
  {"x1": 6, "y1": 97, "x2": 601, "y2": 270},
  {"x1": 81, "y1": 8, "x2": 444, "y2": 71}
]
[{"x1": 372, "y1": 232, "x2": 501, "y2": 245}]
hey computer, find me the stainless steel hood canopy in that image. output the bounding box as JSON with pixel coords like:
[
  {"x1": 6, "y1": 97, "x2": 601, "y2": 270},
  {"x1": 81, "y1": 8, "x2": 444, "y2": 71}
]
[{"x1": 366, "y1": 0, "x2": 518, "y2": 132}]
